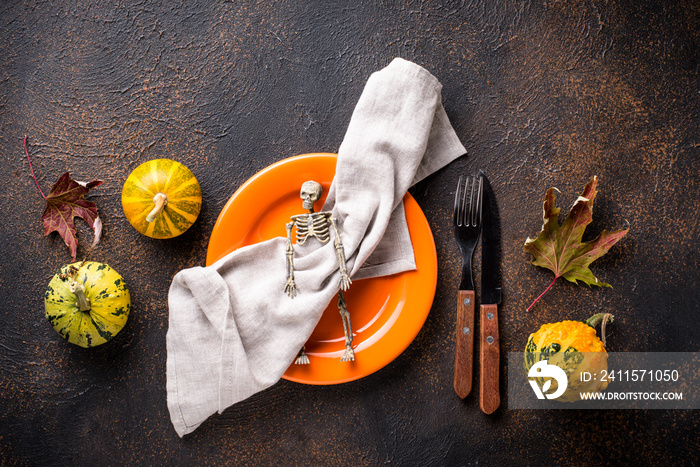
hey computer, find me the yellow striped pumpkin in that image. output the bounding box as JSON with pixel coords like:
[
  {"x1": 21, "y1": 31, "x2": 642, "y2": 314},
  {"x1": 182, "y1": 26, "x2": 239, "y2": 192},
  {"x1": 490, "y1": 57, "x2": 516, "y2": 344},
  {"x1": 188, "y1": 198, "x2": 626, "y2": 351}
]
[
  {"x1": 45, "y1": 262, "x2": 131, "y2": 348},
  {"x1": 121, "y1": 159, "x2": 202, "y2": 239}
]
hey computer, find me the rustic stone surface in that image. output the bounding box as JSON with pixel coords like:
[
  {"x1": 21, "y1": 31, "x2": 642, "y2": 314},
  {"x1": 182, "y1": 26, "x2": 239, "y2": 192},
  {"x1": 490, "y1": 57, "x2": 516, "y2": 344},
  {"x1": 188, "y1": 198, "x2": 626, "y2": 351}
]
[{"x1": 1, "y1": 0, "x2": 698, "y2": 464}]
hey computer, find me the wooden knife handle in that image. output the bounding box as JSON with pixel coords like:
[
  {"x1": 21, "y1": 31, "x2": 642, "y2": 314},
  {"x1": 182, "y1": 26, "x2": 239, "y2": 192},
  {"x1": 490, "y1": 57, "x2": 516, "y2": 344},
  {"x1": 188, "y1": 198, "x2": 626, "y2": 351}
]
[
  {"x1": 480, "y1": 303, "x2": 500, "y2": 414},
  {"x1": 454, "y1": 290, "x2": 475, "y2": 399}
]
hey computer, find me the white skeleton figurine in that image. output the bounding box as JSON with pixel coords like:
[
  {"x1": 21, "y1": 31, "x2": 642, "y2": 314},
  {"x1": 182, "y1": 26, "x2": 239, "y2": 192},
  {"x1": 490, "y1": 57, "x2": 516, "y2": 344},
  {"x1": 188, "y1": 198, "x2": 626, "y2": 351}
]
[{"x1": 285, "y1": 181, "x2": 354, "y2": 364}]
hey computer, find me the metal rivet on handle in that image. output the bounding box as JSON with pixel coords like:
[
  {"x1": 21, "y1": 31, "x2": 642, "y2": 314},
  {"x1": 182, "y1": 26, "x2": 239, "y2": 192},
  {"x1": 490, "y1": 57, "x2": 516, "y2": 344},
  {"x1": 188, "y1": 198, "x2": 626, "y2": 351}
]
[
  {"x1": 486, "y1": 336, "x2": 494, "y2": 344},
  {"x1": 463, "y1": 298, "x2": 471, "y2": 306},
  {"x1": 487, "y1": 312, "x2": 494, "y2": 320},
  {"x1": 463, "y1": 327, "x2": 470, "y2": 334}
]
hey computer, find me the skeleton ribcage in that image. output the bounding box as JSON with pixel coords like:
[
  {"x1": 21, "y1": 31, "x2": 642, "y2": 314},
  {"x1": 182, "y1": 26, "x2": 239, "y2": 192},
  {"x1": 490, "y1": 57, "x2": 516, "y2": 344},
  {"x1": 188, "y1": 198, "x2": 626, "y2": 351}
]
[{"x1": 291, "y1": 212, "x2": 331, "y2": 244}]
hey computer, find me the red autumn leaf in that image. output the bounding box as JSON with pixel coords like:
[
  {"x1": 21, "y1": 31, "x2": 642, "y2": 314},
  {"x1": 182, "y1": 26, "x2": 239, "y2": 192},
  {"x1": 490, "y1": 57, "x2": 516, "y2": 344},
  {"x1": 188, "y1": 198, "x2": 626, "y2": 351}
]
[
  {"x1": 24, "y1": 136, "x2": 103, "y2": 260},
  {"x1": 523, "y1": 176, "x2": 629, "y2": 311},
  {"x1": 42, "y1": 173, "x2": 104, "y2": 260}
]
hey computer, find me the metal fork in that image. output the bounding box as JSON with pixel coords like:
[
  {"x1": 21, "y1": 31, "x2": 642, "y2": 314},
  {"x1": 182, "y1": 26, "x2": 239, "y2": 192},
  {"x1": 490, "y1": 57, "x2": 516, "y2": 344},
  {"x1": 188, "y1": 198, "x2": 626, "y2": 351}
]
[{"x1": 453, "y1": 175, "x2": 483, "y2": 399}]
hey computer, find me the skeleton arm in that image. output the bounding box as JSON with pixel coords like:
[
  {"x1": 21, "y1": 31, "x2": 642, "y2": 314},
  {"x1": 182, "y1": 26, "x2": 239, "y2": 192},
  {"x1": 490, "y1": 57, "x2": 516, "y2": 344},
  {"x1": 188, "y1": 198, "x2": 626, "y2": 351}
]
[
  {"x1": 330, "y1": 216, "x2": 351, "y2": 291},
  {"x1": 284, "y1": 221, "x2": 298, "y2": 298}
]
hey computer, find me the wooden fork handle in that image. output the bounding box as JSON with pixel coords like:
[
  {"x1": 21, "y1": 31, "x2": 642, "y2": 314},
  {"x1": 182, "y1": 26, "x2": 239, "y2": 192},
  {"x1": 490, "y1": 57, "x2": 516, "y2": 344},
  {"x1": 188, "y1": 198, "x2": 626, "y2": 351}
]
[
  {"x1": 480, "y1": 303, "x2": 500, "y2": 414},
  {"x1": 454, "y1": 290, "x2": 475, "y2": 399}
]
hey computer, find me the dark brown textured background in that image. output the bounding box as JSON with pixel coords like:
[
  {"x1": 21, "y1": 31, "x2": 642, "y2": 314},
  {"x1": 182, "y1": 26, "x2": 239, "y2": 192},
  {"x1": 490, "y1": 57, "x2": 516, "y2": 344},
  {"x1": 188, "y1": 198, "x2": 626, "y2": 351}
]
[{"x1": 1, "y1": 1, "x2": 698, "y2": 465}]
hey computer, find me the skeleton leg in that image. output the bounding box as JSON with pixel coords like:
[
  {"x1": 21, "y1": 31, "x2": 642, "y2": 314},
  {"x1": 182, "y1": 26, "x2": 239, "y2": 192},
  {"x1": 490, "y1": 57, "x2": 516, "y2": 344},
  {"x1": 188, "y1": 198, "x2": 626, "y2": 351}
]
[
  {"x1": 337, "y1": 290, "x2": 355, "y2": 362},
  {"x1": 295, "y1": 345, "x2": 310, "y2": 365},
  {"x1": 285, "y1": 221, "x2": 307, "y2": 363},
  {"x1": 330, "y1": 217, "x2": 351, "y2": 291},
  {"x1": 284, "y1": 221, "x2": 298, "y2": 298}
]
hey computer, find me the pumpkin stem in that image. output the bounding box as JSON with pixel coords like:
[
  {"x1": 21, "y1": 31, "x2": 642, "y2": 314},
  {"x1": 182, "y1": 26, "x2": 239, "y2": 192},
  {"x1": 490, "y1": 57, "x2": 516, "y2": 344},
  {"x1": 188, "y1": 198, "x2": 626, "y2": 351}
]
[
  {"x1": 146, "y1": 192, "x2": 168, "y2": 223},
  {"x1": 600, "y1": 313, "x2": 613, "y2": 347},
  {"x1": 585, "y1": 313, "x2": 614, "y2": 346},
  {"x1": 69, "y1": 280, "x2": 91, "y2": 312}
]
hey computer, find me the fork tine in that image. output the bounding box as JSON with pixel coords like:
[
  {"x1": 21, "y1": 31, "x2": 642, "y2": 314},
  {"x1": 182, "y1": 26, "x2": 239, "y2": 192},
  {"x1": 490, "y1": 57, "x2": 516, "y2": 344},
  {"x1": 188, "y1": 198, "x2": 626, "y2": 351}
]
[
  {"x1": 455, "y1": 176, "x2": 470, "y2": 227},
  {"x1": 457, "y1": 177, "x2": 469, "y2": 227},
  {"x1": 459, "y1": 177, "x2": 468, "y2": 226},
  {"x1": 471, "y1": 175, "x2": 483, "y2": 227},
  {"x1": 453, "y1": 176, "x2": 463, "y2": 226}
]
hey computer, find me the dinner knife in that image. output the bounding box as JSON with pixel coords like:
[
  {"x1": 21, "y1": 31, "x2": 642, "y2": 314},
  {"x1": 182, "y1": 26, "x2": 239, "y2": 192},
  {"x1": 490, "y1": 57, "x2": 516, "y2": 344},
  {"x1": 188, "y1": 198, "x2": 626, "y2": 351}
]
[{"x1": 479, "y1": 173, "x2": 502, "y2": 414}]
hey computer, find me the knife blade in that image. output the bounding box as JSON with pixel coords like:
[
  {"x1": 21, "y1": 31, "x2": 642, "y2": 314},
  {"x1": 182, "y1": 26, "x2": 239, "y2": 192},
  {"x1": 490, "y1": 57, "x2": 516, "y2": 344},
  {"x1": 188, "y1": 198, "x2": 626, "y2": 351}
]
[{"x1": 479, "y1": 172, "x2": 502, "y2": 414}]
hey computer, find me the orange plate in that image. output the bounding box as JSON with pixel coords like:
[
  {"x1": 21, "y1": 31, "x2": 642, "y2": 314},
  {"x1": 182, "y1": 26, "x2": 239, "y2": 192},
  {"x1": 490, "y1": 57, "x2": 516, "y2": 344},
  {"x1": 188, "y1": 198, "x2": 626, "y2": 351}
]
[{"x1": 206, "y1": 154, "x2": 437, "y2": 384}]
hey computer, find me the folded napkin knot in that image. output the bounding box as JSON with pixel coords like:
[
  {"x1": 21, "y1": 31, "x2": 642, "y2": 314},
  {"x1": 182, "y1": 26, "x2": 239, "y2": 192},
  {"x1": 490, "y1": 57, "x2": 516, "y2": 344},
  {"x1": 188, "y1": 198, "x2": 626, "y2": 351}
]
[{"x1": 166, "y1": 57, "x2": 466, "y2": 436}]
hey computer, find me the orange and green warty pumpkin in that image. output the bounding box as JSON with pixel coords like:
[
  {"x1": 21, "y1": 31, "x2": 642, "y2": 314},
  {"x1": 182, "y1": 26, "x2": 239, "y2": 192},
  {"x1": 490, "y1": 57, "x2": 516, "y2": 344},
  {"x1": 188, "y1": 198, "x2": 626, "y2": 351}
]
[
  {"x1": 524, "y1": 313, "x2": 613, "y2": 402},
  {"x1": 45, "y1": 262, "x2": 131, "y2": 348},
  {"x1": 121, "y1": 159, "x2": 202, "y2": 239}
]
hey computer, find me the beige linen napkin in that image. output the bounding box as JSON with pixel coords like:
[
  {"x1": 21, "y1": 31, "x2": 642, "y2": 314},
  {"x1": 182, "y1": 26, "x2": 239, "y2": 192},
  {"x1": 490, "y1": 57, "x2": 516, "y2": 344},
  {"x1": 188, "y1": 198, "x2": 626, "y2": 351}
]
[{"x1": 166, "y1": 57, "x2": 466, "y2": 437}]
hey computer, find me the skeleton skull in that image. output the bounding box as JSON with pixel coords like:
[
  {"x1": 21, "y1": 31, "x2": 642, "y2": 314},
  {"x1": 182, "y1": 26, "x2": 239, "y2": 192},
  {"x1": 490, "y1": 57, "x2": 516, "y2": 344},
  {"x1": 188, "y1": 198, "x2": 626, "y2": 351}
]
[{"x1": 300, "y1": 180, "x2": 323, "y2": 211}]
